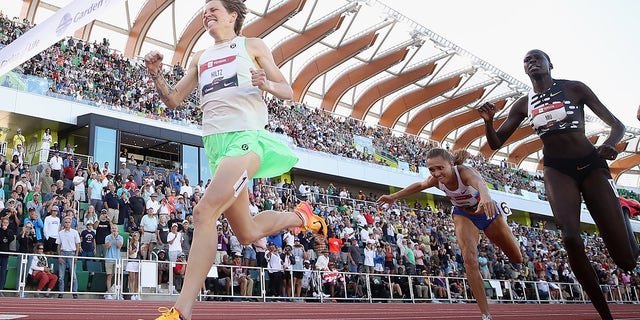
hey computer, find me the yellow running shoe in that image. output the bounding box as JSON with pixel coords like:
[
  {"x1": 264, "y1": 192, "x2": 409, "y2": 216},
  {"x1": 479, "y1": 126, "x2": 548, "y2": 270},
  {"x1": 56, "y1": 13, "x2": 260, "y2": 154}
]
[
  {"x1": 295, "y1": 201, "x2": 327, "y2": 236},
  {"x1": 155, "y1": 307, "x2": 184, "y2": 320}
]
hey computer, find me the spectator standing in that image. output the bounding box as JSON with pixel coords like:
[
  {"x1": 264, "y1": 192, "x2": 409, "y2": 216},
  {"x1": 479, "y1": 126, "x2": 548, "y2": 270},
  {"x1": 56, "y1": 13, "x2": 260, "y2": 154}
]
[
  {"x1": 265, "y1": 242, "x2": 283, "y2": 298},
  {"x1": 140, "y1": 207, "x2": 159, "y2": 259},
  {"x1": 39, "y1": 168, "x2": 54, "y2": 196},
  {"x1": 126, "y1": 231, "x2": 141, "y2": 300},
  {"x1": 117, "y1": 191, "x2": 131, "y2": 226},
  {"x1": 179, "y1": 179, "x2": 193, "y2": 199},
  {"x1": 73, "y1": 169, "x2": 86, "y2": 202},
  {"x1": 156, "y1": 215, "x2": 170, "y2": 252},
  {"x1": 87, "y1": 173, "x2": 104, "y2": 211},
  {"x1": 104, "y1": 224, "x2": 123, "y2": 300},
  {"x1": 80, "y1": 221, "x2": 96, "y2": 258},
  {"x1": 42, "y1": 206, "x2": 61, "y2": 254},
  {"x1": 103, "y1": 184, "x2": 120, "y2": 224},
  {"x1": 167, "y1": 223, "x2": 183, "y2": 262},
  {"x1": 118, "y1": 163, "x2": 131, "y2": 182},
  {"x1": 131, "y1": 164, "x2": 145, "y2": 187},
  {"x1": 0, "y1": 217, "x2": 16, "y2": 294},
  {"x1": 254, "y1": 237, "x2": 267, "y2": 268},
  {"x1": 215, "y1": 225, "x2": 229, "y2": 265},
  {"x1": 479, "y1": 252, "x2": 490, "y2": 279},
  {"x1": 62, "y1": 156, "x2": 80, "y2": 191},
  {"x1": 363, "y1": 240, "x2": 376, "y2": 273},
  {"x1": 49, "y1": 150, "x2": 63, "y2": 181},
  {"x1": 39, "y1": 128, "x2": 53, "y2": 163},
  {"x1": 169, "y1": 168, "x2": 183, "y2": 192},
  {"x1": 12, "y1": 128, "x2": 25, "y2": 151},
  {"x1": 146, "y1": 193, "x2": 161, "y2": 216},
  {"x1": 347, "y1": 237, "x2": 362, "y2": 273},
  {"x1": 18, "y1": 220, "x2": 37, "y2": 254},
  {"x1": 94, "y1": 209, "x2": 111, "y2": 258},
  {"x1": 23, "y1": 207, "x2": 44, "y2": 241},
  {"x1": 129, "y1": 189, "x2": 146, "y2": 222},
  {"x1": 84, "y1": 205, "x2": 98, "y2": 226},
  {"x1": 180, "y1": 220, "x2": 193, "y2": 258},
  {"x1": 56, "y1": 216, "x2": 80, "y2": 299}
]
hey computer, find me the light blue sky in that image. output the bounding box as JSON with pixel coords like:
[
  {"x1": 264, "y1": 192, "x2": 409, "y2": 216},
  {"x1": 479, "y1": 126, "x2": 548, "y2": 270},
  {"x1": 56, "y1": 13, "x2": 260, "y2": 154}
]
[{"x1": 394, "y1": 0, "x2": 640, "y2": 128}]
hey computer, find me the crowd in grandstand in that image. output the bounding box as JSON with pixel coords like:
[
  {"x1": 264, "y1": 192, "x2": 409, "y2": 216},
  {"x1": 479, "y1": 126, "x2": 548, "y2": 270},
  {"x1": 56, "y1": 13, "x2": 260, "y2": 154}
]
[
  {"x1": 1, "y1": 13, "x2": 548, "y2": 198},
  {"x1": 0, "y1": 11, "x2": 639, "y2": 303},
  {"x1": 0, "y1": 143, "x2": 638, "y2": 301}
]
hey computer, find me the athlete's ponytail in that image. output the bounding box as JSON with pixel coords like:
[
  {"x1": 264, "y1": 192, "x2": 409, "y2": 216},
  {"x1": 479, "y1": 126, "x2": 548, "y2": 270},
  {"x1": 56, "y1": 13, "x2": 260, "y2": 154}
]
[
  {"x1": 426, "y1": 148, "x2": 470, "y2": 166},
  {"x1": 452, "y1": 149, "x2": 471, "y2": 166}
]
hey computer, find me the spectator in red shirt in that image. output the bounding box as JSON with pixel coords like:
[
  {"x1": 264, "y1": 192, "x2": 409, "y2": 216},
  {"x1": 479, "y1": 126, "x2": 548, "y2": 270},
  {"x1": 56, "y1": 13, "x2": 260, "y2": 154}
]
[{"x1": 327, "y1": 235, "x2": 342, "y2": 262}]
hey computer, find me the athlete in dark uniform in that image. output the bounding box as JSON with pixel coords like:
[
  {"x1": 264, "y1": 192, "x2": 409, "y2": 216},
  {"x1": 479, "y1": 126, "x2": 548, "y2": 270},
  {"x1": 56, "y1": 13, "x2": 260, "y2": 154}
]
[{"x1": 478, "y1": 49, "x2": 639, "y2": 320}]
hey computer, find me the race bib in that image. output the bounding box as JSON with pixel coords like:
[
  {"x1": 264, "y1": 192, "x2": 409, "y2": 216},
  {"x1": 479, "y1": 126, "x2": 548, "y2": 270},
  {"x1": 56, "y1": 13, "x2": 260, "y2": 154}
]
[
  {"x1": 530, "y1": 102, "x2": 567, "y2": 129},
  {"x1": 199, "y1": 55, "x2": 239, "y2": 96}
]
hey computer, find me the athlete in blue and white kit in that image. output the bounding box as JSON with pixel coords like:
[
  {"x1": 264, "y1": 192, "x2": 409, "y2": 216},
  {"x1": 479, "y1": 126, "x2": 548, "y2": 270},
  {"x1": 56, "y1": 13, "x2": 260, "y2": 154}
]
[
  {"x1": 478, "y1": 49, "x2": 639, "y2": 320},
  {"x1": 377, "y1": 148, "x2": 521, "y2": 320}
]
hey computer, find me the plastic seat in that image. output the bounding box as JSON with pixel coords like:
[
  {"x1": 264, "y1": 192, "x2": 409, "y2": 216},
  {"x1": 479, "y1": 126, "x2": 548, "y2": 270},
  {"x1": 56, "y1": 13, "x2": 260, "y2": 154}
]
[
  {"x1": 7, "y1": 255, "x2": 18, "y2": 269},
  {"x1": 89, "y1": 272, "x2": 107, "y2": 292},
  {"x1": 76, "y1": 270, "x2": 89, "y2": 292},
  {"x1": 86, "y1": 260, "x2": 104, "y2": 273},
  {"x1": 76, "y1": 260, "x2": 85, "y2": 272},
  {"x1": 3, "y1": 268, "x2": 17, "y2": 289}
]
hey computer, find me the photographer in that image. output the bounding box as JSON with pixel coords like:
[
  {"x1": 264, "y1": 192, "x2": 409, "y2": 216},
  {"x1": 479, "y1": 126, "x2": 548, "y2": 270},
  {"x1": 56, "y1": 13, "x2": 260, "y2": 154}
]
[
  {"x1": 0, "y1": 216, "x2": 16, "y2": 294},
  {"x1": 2, "y1": 199, "x2": 20, "y2": 238},
  {"x1": 19, "y1": 220, "x2": 37, "y2": 254}
]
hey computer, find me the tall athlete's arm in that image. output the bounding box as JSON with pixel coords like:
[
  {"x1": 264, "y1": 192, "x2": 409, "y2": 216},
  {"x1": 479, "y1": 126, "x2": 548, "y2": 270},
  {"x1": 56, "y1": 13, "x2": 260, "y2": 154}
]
[
  {"x1": 246, "y1": 38, "x2": 293, "y2": 100},
  {"x1": 477, "y1": 96, "x2": 528, "y2": 150},
  {"x1": 458, "y1": 165, "x2": 497, "y2": 218},
  {"x1": 571, "y1": 80, "x2": 624, "y2": 160},
  {"x1": 144, "y1": 51, "x2": 202, "y2": 109}
]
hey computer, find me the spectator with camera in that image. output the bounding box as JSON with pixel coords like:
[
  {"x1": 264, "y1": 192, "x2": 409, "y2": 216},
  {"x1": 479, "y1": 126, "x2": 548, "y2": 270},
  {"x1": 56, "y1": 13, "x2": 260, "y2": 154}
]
[
  {"x1": 0, "y1": 216, "x2": 16, "y2": 295},
  {"x1": 19, "y1": 220, "x2": 37, "y2": 254}
]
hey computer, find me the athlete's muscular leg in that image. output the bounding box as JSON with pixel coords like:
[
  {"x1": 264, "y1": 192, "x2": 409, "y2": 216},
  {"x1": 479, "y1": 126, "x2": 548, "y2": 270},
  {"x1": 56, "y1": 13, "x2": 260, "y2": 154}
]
[
  {"x1": 484, "y1": 215, "x2": 522, "y2": 264},
  {"x1": 581, "y1": 168, "x2": 639, "y2": 270},
  {"x1": 453, "y1": 215, "x2": 488, "y2": 316},
  {"x1": 544, "y1": 167, "x2": 612, "y2": 320},
  {"x1": 173, "y1": 152, "x2": 261, "y2": 319}
]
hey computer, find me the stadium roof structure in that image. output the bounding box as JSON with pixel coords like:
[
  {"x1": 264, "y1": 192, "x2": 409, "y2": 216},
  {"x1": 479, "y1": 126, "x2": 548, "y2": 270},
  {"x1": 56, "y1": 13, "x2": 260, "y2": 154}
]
[{"x1": 11, "y1": 0, "x2": 640, "y2": 185}]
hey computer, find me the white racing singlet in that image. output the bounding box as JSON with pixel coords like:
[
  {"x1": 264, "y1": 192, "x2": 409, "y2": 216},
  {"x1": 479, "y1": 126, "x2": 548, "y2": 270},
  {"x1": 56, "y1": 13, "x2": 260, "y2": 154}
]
[{"x1": 198, "y1": 36, "x2": 267, "y2": 135}]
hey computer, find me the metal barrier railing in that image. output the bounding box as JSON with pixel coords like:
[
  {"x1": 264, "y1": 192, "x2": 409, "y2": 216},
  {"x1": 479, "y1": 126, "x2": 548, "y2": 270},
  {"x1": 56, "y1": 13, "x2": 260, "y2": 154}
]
[{"x1": 1, "y1": 251, "x2": 639, "y2": 305}]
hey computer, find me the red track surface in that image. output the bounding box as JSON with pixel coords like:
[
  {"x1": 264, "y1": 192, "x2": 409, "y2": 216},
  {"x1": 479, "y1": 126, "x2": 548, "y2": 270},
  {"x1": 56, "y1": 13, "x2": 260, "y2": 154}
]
[{"x1": 0, "y1": 298, "x2": 639, "y2": 319}]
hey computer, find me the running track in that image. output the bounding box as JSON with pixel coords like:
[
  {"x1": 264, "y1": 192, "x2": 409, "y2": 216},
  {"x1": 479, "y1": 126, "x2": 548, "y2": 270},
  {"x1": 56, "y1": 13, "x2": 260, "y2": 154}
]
[{"x1": 0, "y1": 298, "x2": 639, "y2": 319}]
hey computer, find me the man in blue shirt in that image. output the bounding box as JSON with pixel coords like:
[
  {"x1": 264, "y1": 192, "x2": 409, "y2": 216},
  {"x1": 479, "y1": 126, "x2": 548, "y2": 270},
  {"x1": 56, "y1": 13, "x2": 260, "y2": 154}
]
[{"x1": 169, "y1": 168, "x2": 183, "y2": 191}]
